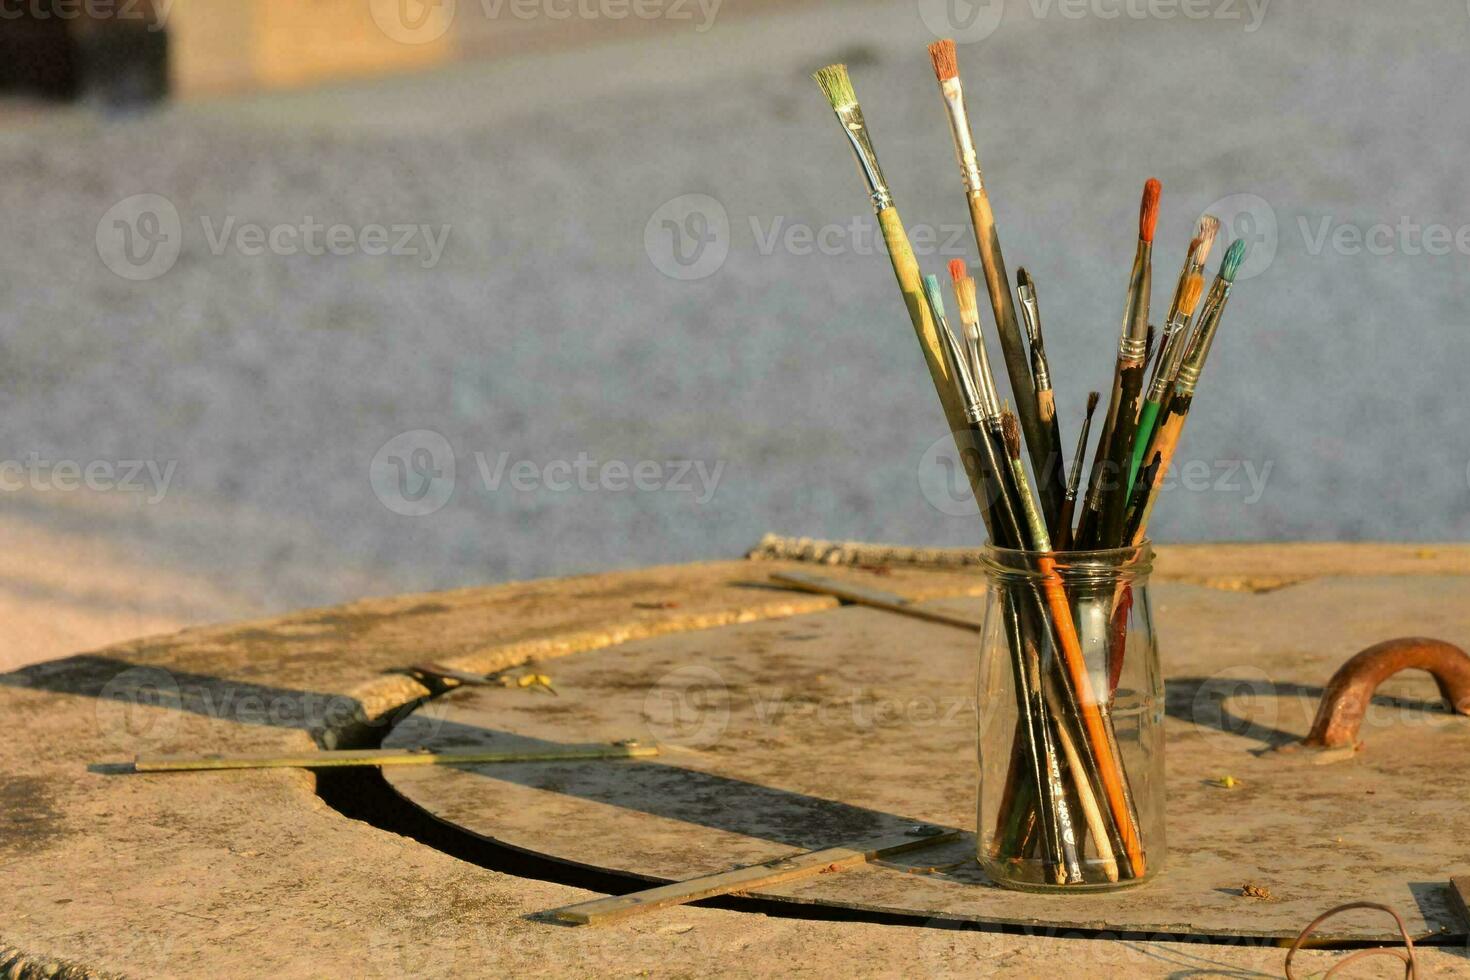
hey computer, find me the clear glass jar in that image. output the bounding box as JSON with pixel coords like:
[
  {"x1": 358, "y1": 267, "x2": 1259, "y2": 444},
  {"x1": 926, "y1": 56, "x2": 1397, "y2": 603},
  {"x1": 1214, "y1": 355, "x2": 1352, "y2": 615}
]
[{"x1": 975, "y1": 543, "x2": 1164, "y2": 891}]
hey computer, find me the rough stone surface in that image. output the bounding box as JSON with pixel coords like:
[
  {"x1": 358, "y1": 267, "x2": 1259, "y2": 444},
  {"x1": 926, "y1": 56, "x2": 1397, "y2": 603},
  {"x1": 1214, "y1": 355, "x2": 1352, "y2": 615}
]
[{"x1": 2, "y1": 547, "x2": 1468, "y2": 976}]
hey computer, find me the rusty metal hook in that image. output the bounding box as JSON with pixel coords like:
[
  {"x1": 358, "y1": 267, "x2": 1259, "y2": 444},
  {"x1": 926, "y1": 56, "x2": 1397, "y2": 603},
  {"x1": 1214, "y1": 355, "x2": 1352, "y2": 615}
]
[
  {"x1": 1285, "y1": 901, "x2": 1417, "y2": 979},
  {"x1": 1304, "y1": 637, "x2": 1470, "y2": 749}
]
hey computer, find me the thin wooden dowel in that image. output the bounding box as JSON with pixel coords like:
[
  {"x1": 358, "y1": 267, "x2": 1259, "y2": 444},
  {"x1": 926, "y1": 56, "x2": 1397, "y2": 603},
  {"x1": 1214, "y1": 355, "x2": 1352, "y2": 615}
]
[
  {"x1": 547, "y1": 829, "x2": 958, "y2": 926},
  {"x1": 129, "y1": 743, "x2": 659, "y2": 772},
  {"x1": 766, "y1": 571, "x2": 982, "y2": 632}
]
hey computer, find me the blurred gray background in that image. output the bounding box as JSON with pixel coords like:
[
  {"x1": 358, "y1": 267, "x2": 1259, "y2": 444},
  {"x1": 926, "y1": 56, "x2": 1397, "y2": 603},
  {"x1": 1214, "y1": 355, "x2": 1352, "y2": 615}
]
[{"x1": 1, "y1": 0, "x2": 1468, "y2": 665}]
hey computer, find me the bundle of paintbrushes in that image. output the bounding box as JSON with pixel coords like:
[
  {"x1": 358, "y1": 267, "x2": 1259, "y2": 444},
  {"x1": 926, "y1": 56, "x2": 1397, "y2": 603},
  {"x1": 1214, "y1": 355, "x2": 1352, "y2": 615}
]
[{"x1": 811, "y1": 42, "x2": 1250, "y2": 887}]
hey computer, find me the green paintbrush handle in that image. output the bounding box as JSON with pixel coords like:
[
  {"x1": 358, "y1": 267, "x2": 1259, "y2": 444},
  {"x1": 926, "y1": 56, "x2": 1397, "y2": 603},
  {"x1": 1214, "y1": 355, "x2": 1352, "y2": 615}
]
[{"x1": 1128, "y1": 399, "x2": 1162, "y2": 494}]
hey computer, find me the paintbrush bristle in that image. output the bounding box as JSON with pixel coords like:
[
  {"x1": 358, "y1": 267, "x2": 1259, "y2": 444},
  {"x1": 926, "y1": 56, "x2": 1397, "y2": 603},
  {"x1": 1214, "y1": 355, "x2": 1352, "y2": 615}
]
[
  {"x1": 927, "y1": 39, "x2": 959, "y2": 83},
  {"x1": 1220, "y1": 239, "x2": 1247, "y2": 282},
  {"x1": 1180, "y1": 273, "x2": 1204, "y2": 315},
  {"x1": 1017, "y1": 266, "x2": 1034, "y2": 292},
  {"x1": 1140, "y1": 178, "x2": 1162, "y2": 244},
  {"x1": 1001, "y1": 410, "x2": 1022, "y2": 461},
  {"x1": 1086, "y1": 390, "x2": 1100, "y2": 416},
  {"x1": 948, "y1": 259, "x2": 979, "y2": 324},
  {"x1": 923, "y1": 273, "x2": 946, "y2": 319},
  {"x1": 812, "y1": 64, "x2": 856, "y2": 110},
  {"x1": 1184, "y1": 235, "x2": 1203, "y2": 266},
  {"x1": 1195, "y1": 214, "x2": 1221, "y2": 260}
]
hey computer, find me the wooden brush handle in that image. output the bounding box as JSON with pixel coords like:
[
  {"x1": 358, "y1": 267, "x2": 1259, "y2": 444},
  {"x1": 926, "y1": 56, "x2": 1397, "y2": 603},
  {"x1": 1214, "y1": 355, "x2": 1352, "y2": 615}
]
[
  {"x1": 1127, "y1": 396, "x2": 1190, "y2": 546},
  {"x1": 1097, "y1": 363, "x2": 1146, "y2": 547},
  {"x1": 965, "y1": 191, "x2": 1066, "y2": 528},
  {"x1": 877, "y1": 206, "x2": 992, "y2": 516}
]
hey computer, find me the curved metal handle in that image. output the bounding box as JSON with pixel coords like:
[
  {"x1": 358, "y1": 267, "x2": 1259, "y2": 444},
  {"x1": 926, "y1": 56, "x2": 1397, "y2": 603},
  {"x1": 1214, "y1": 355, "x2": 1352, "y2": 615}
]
[{"x1": 1304, "y1": 637, "x2": 1470, "y2": 748}]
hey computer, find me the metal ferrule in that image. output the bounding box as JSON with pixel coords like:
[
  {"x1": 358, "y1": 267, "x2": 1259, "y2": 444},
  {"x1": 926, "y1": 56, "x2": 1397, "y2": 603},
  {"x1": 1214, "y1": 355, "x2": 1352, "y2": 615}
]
[
  {"x1": 1016, "y1": 285, "x2": 1051, "y2": 391},
  {"x1": 1118, "y1": 242, "x2": 1152, "y2": 352},
  {"x1": 1172, "y1": 278, "x2": 1233, "y2": 396},
  {"x1": 1145, "y1": 316, "x2": 1189, "y2": 401},
  {"x1": 939, "y1": 79, "x2": 984, "y2": 194},
  {"x1": 936, "y1": 314, "x2": 986, "y2": 423},
  {"x1": 1031, "y1": 351, "x2": 1052, "y2": 393},
  {"x1": 1017, "y1": 284, "x2": 1041, "y2": 346},
  {"x1": 1118, "y1": 334, "x2": 1149, "y2": 364},
  {"x1": 965, "y1": 324, "x2": 1002, "y2": 421},
  {"x1": 832, "y1": 102, "x2": 893, "y2": 213}
]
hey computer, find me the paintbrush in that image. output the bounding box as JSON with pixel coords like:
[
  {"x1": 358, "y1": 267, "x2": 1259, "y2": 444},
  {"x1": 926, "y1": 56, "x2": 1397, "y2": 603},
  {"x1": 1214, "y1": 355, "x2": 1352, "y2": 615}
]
[
  {"x1": 1016, "y1": 267, "x2": 1067, "y2": 538},
  {"x1": 1077, "y1": 178, "x2": 1160, "y2": 549},
  {"x1": 1056, "y1": 391, "x2": 1099, "y2": 551},
  {"x1": 929, "y1": 282, "x2": 1078, "y2": 880},
  {"x1": 1128, "y1": 270, "x2": 1203, "y2": 491},
  {"x1": 1125, "y1": 239, "x2": 1248, "y2": 545},
  {"x1": 923, "y1": 274, "x2": 1010, "y2": 544},
  {"x1": 948, "y1": 259, "x2": 1001, "y2": 422},
  {"x1": 928, "y1": 39, "x2": 1065, "y2": 531},
  {"x1": 812, "y1": 64, "x2": 992, "y2": 513}
]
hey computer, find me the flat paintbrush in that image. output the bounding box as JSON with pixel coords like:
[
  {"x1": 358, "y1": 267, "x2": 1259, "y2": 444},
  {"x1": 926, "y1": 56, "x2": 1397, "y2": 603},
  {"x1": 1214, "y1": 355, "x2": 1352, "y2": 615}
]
[
  {"x1": 928, "y1": 39, "x2": 1065, "y2": 530},
  {"x1": 1125, "y1": 239, "x2": 1247, "y2": 545},
  {"x1": 1078, "y1": 178, "x2": 1160, "y2": 549},
  {"x1": 948, "y1": 259, "x2": 1001, "y2": 422},
  {"x1": 1056, "y1": 391, "x2": 1099, "y2": 551},
  {"x1": 926, "y1": 280, "x2": 1077, "y2": 880},
  {"x1": 1016, "y1": 267, "x2": 1067, "y2": 538},
  {"x1": 1128, "y1": 270, "x2": 1203, "y2": 491},
  {"x1": 812, "y1": 64, "x2": 990, "y2": 513}
]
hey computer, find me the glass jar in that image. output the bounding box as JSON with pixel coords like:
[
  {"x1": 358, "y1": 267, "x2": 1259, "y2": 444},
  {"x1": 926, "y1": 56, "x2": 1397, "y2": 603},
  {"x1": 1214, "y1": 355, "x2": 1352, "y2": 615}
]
[{"x1": 975, "y1": 543, "x2": 1164, "y2": 891}]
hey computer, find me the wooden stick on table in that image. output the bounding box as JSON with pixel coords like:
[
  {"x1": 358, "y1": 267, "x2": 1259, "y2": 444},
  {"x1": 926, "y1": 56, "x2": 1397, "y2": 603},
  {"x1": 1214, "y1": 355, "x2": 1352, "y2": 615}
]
[{"x1": 547, "y1": 828, "x2": 959, "y2": 926}]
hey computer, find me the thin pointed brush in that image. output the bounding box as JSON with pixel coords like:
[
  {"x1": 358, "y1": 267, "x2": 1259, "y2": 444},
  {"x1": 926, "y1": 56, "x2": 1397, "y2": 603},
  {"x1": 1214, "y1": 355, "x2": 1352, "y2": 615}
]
[
  {"x1": 1126, "y1": 239, "x2": 1248, "y2": 545},
  {"x1": 928, "y1": 280, "x2": 1074, "y2": 880},
  {"x1": 928, "y1": 40, "x2": 1065, "y2": 530},
  {"x1": 948, "y1": 259, "x2": 1001, "y2": 422},
  {"x1": 1016, "y1": 267, "x2": 1067, "y2": 538},
  {"x1": 1002, "y1": 411, "x2": 1085, "y2": 885},
  {"x1": 923, "y1": 274, "x2": 1007, "y2": 545},
  {"x1": 1077, "y1": 178, "x2": 1160, "y2": 549},
  {"x1": 1056, "y1": 391, "x2": 1099, "y2": 551},
  {"x1": 1129, "y1": 271, "x2": 1203, "y2": 491},
  {"x1": 812, "y1": 64, "x2": 990, "y2": 514}
]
